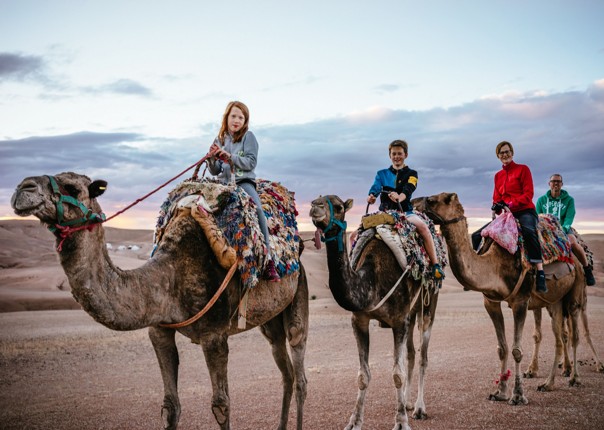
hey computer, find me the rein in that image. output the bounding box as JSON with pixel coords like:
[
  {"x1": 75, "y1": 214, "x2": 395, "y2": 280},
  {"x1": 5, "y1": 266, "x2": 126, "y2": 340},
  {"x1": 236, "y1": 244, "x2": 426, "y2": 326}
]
[
  {"x1": 159, "y1": 263, "x2": 238, "y2": 328},
  {"x1": 47, "y1": 153, "x2": 213, "y2": 251},
  {"x1": 319, "y1": 198, "x2": 347, "y2": 252}
]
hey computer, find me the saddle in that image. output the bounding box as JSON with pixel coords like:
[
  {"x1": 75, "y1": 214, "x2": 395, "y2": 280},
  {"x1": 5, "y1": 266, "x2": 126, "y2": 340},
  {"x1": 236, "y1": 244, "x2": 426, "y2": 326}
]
[
  {"x1": 352, "y1": 210, "x2": 448, "y2": 292},
  {"x1": 478, "y1": 213, "x2": 574, "y2": 267},
  {"x1": 154, "y1": 178, "x2": 301, "y2": 289}
]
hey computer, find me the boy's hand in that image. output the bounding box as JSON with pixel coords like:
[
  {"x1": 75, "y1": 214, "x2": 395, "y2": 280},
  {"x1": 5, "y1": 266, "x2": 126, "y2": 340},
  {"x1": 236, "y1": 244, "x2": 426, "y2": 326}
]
[{"x1": 367, "y1": 195, "x2": 376, "y2": 204}]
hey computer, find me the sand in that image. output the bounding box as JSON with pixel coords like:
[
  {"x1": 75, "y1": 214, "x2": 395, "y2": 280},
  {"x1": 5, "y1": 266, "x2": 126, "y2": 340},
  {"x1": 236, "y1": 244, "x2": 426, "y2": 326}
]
[{"x1": 0, "y1": 220, "x2": 603, "y2": 429}]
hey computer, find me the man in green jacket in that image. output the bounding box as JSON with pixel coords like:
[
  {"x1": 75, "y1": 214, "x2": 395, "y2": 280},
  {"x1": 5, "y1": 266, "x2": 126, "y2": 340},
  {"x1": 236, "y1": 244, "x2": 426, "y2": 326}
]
[{"x1": 536, "y1": 173, "x2": 595, "y2": 285}]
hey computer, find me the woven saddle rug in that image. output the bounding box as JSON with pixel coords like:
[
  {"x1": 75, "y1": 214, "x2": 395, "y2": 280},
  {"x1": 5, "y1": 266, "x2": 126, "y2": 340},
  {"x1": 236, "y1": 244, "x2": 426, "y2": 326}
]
[
  {"x1": 350, "y1": 210, "x2": 448, "y2": 293},
  {"x1": 154, "y1": 178, "x2": 300, "y2": 289},
  {"x1": 483, "y1": 213, "x2": 573, "y2": 266}
]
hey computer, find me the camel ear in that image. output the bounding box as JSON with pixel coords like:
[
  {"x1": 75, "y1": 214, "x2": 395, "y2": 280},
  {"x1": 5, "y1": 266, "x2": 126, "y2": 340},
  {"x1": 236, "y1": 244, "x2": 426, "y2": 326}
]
[
  {"x1": 89, "y1": 180, "x2": 108, "y2": 198},
  {"x1": 344, "y1": 199, "x2": 354, "y2": 212}
]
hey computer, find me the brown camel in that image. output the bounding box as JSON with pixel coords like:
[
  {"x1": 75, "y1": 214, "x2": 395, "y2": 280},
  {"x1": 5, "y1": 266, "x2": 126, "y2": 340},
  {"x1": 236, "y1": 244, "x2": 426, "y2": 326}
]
[
  {"x1": 310, "y1": 195, "x2": 440, "y2": 430},
  {"x1": 414, "y1": 192, "x2": 585, "y2": 405},
  {"x1": 11, "y1": 172, "x2": 308, "y2": 430},
  {"x1": 528, "y1": 291, "x2": 604, "y2": 378}
]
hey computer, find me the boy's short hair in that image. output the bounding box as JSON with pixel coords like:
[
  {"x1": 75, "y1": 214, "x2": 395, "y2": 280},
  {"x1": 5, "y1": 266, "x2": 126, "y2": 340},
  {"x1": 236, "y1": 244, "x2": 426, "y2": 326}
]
[
  {"x1": 495, "y1": 140, "x2": 514, "y2": 156},
  {"x1": 389, "y1": 139, "x2": 408, "y2": 155}
]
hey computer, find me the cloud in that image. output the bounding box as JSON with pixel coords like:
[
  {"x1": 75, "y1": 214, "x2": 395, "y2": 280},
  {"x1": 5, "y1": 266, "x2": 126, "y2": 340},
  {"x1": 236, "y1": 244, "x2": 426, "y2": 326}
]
[
  {"x1": 81, "y1": 79, "x2": 153, "y2": 97},
  {"x1": 0, "y1": 52, "x2": 50, "y2": 85},
  {"x1": 373, "y1": 84, "x2": 399, "y2": 94},
  {"x1": 2, "y1": 81, "x2": 603, "y2": 231}
]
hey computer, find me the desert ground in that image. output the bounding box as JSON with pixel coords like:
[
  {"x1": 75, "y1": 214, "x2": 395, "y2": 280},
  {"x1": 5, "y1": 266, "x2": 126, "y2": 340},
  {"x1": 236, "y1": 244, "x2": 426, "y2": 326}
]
[{"x1": 1, "y1": 220, "x2": 603, "y2": 430}]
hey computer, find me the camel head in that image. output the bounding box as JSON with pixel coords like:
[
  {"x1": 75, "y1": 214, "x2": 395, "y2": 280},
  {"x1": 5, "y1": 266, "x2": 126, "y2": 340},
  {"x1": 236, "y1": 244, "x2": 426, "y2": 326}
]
[
  {"x1": 309, "y1": 195, "x2": 352, "y2": 230},
  {"x1": 309, "y1": 195, "x2": 353, "y2": 251},
  {"x1": 413, "y1": 192, "x2": 466, "y2": 226},
  {"x1": 11, "y1": 172, "x2": 108, "y2": 228}
]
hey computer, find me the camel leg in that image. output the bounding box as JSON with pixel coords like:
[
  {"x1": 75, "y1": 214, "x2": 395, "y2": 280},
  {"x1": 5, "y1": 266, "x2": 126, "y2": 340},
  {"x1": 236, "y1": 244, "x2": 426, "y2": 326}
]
[
  {"x1": 411, "y1": 293, "x2": 438, "y2": 420},
  {"x1": 580, "y1": 302, "x2": 604, "y2": 373},
  {"x1": 538, "y1": 304, "x2": 564, "y2": 392},
  {"x1": 567, "y1": 301, "x2": 582, "y2": 387},
  {"x1": 560, "y1": 317, "x2": 572, "y2": 377},
  {"x1": 392, "y1": 319, "x2": 412, "y2": 430},
  {"x1": 402, "y1": 312, "x2": 416, "y2": 412},
  {"x1": 260, "y1": 316, "x2": 295, "y2": 430},
  {"x1": 524, "y1": 308, "x2": 542, "y2": 378},
  {"x1": 508, "y1": 301, "x2": 528, "y2": 405},
  {"x1": 282, "y1": 267, "x2": 309, "y2": 430},
  {"x1": 149, "y1": 326, "x2": 181, "y2": 430},
  {"x1": 483, "y1": 298, "x2": 511, "y2": 402},
  {"x1": 345, "y1": 313, "x2": 371, "y2": 430},
  {"x1": 200, "y1": 333, "x2": 231, "y2": 430}
]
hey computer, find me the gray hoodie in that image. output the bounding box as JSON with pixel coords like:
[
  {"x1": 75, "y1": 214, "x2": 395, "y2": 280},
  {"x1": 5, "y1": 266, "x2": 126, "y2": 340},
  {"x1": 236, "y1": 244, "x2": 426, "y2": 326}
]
[{"x1": 207, "y1": 131, "x2": 259, "y2": 185}]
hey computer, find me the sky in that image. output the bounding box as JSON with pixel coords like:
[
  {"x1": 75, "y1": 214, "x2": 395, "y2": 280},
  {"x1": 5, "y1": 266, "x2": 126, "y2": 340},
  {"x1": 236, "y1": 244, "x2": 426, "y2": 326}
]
[{"x1": 1, "y1": 0, "x2": 603, "y2": 233}]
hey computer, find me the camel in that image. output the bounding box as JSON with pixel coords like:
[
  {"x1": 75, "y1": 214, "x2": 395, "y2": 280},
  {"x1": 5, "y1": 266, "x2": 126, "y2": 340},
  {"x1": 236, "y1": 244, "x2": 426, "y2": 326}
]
[
  {"x1": 414, "y1": 192, "x2": 585, "y2": 405},
  {"x1": 528, "y1": 292, "x2": 604, "y2": 378},
  {"x1": 310, "y1": 195, "x2": 440, "y2": 430},
  {"x1": 11, "y1": 172, "x2": 308, "y2": 430}
]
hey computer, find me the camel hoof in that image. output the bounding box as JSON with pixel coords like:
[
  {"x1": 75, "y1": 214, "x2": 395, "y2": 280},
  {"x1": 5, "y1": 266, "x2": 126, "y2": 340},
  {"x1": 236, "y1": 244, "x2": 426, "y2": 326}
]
[
  {"x1": 561, "y1": 369, "x2": 571, "y2": 377},
  {"x1": 523, "y1": 370, "x2": 536, "y2": 379},
  {"x1": 488, "y1": 393, "x2": 508, "y2": 402},
  {"x1": 412, "y1": 408, "x2": 428, "y2": 420},
  {"x1": 569, "y1": 378, "x2": 581, "y2": 387},
  {"x1": 392, "y1": 423, "x2": 411, "y2": 430},
  {"x1": 537, "y1": 383, "x2": 552, "y2": 392},
  {"x1": 508, "y1": 394, "x2": 528, "y2": 406}
]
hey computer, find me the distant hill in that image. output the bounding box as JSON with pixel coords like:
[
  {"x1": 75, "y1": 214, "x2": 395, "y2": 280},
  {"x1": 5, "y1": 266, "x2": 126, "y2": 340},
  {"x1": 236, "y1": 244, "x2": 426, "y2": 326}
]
[{"x1": 0, "y1": 220, "x2": 153, "y2": 269}]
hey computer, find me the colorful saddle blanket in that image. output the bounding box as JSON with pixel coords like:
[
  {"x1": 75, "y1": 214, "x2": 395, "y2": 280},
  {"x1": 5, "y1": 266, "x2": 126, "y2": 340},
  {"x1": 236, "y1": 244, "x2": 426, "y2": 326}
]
[
  {"x1": 351, "y1": 210, "x2": 448, "y2": 292},
  {"x1": 481, "y1": 213, "x2": 573, "y2": 266},
  {"x1": 154, "y1": 178, "x2": 300, "y2": 289}
]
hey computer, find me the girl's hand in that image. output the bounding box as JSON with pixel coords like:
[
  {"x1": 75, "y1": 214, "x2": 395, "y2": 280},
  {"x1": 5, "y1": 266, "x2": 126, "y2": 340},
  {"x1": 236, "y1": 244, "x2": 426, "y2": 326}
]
[{"x1": 209, "y1": 143, "x2": 221, "y2": 156}]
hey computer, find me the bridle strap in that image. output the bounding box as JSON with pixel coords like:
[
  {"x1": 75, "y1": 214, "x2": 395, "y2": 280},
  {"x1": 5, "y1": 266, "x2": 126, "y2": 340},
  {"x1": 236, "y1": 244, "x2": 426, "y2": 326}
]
[
  {"x1": 45, "y1": 175, "x2": 106, "y2": 234},
  {"x1": 320, "y1": 199, "x2": 347, "y2": 252}
]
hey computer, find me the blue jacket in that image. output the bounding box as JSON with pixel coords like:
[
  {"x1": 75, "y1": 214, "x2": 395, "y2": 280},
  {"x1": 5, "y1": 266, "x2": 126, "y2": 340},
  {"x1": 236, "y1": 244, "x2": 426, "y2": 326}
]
[{"x1": 368, "y1": 165, "x2": 418, "y2": 212}]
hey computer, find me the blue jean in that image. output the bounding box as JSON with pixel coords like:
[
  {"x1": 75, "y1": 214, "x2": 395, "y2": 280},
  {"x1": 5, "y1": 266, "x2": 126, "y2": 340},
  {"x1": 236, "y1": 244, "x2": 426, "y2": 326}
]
[{"x1": 238, "y1": 181, "x2": 271, "y2": 254}]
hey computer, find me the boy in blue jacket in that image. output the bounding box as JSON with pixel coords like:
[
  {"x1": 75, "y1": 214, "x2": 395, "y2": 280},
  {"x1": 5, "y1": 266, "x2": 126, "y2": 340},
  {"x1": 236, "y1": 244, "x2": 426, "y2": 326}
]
[{"x1": 367, "y1": 140, "x2": 444, "y2": 279}]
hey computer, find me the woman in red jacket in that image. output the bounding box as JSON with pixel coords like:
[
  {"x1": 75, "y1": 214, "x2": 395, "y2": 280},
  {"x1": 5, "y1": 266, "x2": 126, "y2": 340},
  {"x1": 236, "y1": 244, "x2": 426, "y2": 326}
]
[{"x1": 473, "y1": 141, "x2": 547, "y2": 292}]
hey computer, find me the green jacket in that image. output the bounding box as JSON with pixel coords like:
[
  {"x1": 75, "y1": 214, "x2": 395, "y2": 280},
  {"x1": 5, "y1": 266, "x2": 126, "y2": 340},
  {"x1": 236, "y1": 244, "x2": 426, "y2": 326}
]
[{"x1": 536, "y1": 189, "x2": 576, "y2": 233}]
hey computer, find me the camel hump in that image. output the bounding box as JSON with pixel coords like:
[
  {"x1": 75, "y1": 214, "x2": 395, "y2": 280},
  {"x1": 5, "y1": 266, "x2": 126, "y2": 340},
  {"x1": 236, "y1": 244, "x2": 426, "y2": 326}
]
[{"x1": 155, "y1": 178, "x2": 301, "y2": 290}]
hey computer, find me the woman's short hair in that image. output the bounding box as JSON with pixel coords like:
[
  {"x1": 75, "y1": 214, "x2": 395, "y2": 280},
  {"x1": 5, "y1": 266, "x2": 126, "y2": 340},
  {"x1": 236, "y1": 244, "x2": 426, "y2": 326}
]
[
  {"x1": 389, "y1": 139, "x2": 408, "y2": 155},
  {"x1": 495, "y1": 140, "x2": 514, "y2": 156}
]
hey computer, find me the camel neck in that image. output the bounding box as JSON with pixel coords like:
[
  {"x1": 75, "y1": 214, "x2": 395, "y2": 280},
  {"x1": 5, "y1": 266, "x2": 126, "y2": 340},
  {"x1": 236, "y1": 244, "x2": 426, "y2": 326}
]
[{"x1": 58, "y1": 227, "x2": 171, "y2": 330}]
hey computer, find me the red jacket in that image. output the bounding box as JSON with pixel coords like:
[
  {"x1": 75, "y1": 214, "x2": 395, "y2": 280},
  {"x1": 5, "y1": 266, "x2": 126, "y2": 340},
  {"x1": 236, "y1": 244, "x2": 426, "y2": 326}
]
[{"x1": 493, "y1": 161, "x2": 535, "y2": 212}]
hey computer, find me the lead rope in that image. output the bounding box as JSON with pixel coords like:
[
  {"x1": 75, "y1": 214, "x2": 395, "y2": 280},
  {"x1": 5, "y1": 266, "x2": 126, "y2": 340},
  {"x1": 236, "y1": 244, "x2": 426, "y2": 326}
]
[{"x1": 51, "y1": 153, "x2": 215, "y2": 251}]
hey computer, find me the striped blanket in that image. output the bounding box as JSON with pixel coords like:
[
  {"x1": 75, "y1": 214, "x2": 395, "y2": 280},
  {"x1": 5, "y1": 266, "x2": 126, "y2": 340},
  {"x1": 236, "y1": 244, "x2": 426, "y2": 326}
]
[
  {"x1": 351, "y1": 210, "x2": 448, "y2": 292},
  {"x1": 154, "y1": 178, "x2": 300, "y2": 289}
]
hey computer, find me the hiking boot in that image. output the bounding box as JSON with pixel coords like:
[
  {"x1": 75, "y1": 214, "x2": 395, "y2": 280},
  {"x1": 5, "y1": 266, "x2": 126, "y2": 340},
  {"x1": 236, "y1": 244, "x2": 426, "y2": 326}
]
[
  {"x1": 584, "y1": 266, "x2": 596, "y2": 286},
  {"x1": 431, "y1": 263, "x2": 445, "y2": 280},
  {"x1": 264, "y1": 259, "x2": 280, "y2": 282},
  {"x1": 536, "y1": 270, "x2": 547, "y2": 293}
]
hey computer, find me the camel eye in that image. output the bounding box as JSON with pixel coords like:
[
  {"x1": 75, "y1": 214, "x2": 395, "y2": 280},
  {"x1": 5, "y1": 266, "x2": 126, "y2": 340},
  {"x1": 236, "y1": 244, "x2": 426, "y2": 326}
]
[{"x1": 64, "y1": 184, "x2": 80, "y2": 198}]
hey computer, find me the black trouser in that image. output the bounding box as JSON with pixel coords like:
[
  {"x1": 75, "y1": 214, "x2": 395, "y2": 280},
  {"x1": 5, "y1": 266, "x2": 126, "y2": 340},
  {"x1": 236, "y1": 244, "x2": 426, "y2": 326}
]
[{"x1": 472, "y1": 208, "x2": 543, "y2": 263}]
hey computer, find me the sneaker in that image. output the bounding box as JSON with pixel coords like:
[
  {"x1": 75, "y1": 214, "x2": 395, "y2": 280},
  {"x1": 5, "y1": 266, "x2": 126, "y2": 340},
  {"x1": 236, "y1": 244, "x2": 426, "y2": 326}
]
[
  {"x1": 584, "y1": 266, "x2": 596, "y2": 286},
  {"x1": 536, "y1": 270, "x2": 548, "y2": 293},
  {"x1": 264, "y1": 260, "x2": 280, "y2": 282},
  {"x1": 431, "y1": 263, "x2": 445, "y2": 280}
]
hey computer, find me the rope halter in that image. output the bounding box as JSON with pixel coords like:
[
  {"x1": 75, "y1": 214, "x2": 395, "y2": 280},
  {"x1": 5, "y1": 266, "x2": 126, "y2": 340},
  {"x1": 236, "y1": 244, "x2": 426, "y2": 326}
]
[
  {"x1": 45, "y1": 175, "x2": 106, "y2": 250},
  {"x1": 320, "y1": 198, "x2": 347, "y2": 252}
]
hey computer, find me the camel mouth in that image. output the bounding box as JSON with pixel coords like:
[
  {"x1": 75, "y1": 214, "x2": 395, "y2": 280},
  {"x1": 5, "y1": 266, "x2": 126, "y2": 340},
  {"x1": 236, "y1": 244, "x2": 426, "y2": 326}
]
[{"x1": 12, "y1": 202, "x2": 43, "y2": 217}]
